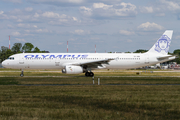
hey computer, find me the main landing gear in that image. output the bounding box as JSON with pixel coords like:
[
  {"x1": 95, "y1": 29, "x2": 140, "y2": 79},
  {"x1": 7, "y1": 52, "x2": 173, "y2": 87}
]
[
  {"x1": 20, "y1": 69, "x2": 24, "y2": 77},
  {"x1": 85, "y1": 72, "x2": 94, "y2": 77}
]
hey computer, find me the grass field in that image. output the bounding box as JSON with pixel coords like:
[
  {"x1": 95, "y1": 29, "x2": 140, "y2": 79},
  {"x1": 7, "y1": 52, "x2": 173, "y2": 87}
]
[{"x1": 0, "y1": 69, "x2": 180, "y2": 119}]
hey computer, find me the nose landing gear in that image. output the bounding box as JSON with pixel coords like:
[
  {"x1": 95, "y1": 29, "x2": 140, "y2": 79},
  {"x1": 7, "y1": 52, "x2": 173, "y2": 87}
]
[{"x1": 20, "y1": 69, "x2": 24, "y2": 77}]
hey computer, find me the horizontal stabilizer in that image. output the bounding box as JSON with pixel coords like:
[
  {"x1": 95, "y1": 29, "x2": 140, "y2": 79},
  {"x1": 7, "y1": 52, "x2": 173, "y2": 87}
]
[{"x1": 157, "y1": 55, "x2": 177, "y2": 60}]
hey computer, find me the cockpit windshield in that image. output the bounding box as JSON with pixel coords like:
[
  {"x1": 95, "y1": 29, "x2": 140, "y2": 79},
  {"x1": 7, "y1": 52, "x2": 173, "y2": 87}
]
[{"x1": 7, "y1": 57, "x2": 14, "y2": 60}]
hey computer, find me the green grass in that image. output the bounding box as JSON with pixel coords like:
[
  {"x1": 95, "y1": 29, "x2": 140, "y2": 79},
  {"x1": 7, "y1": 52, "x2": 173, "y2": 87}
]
[
  {"x1": 0, "y1": 84, "x2": 180, "y2": 120},
  {"x1": 0, "y1": 70, "x2": 180, "y2": 119},
  {"x1": 0, "y1": 77, "x2": 19, "y2": 85},
  {"x1": 1, "y1": 77, "x2": 180, "y2": 85},
  {"x1": 0, "y1": 68, "x2": 20, "y2": 71}
]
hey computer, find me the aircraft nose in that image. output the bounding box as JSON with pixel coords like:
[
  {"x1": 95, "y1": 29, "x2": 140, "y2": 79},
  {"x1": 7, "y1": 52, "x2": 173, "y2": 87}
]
[{"x1": 2, "y1": 61, "x2": 7, "y2": 68}]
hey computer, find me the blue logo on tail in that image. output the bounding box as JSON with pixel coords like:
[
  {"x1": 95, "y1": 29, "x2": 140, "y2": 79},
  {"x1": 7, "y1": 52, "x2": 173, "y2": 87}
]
[{"x1": 155, "y1": 35, "x2": 171, "y2": 53}]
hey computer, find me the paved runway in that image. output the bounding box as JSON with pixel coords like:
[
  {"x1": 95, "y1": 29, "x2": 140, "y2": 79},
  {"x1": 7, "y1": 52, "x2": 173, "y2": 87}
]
[
  {"x1": 1, "y1": 70, "x2": 180, "y2": 72},
  {"x1": 1, "y1": 76, "x2": 180, "y2": 77},
  {"x1": 8, "y1": 84, "x2": 180, "y2": 86}
]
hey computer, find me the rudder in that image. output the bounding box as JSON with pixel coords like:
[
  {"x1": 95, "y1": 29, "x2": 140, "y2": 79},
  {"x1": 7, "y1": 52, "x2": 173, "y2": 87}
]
[{"x1": 147, "y1": 30, "x2": 173, "y2": 55}]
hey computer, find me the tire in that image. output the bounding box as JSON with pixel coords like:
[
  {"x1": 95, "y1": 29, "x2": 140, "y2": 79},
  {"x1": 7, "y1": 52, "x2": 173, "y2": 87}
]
[
  {"x1": 90, "y1": 72, "x2": 94, "y2": 77},
  {"x1": 85, "y1": 72, "x2": 90, "y2": 77},
  {"x1": 20, "y1": 74, "x2": 24, "y2": 77}
]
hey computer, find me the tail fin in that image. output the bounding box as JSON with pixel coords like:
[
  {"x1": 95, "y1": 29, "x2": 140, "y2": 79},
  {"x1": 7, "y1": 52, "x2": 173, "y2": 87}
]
[{"x1": 147, "y1": 30, "x2": 173, "y2": 55}]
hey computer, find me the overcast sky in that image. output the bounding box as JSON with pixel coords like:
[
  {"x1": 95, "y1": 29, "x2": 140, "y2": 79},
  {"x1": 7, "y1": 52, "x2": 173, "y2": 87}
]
[{"x1": 0, "y1": 0, "x2": 180, "y2": 53}]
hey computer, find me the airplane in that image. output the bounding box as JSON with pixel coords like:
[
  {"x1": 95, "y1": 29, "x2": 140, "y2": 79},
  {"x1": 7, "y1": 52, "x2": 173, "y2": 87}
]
[{"x1": 2, "y1": 30, "x2": 176, "y2": 77}]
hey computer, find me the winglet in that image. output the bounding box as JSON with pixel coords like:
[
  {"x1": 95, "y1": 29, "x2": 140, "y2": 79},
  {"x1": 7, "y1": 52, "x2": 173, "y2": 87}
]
[{"x1": 147, "y1": 30, "x2": 173, "y2": 55}]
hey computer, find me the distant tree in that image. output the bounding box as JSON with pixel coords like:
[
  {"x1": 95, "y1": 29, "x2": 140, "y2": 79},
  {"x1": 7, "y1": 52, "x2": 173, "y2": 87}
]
[
  {"x1": 6, "y1": 49, "x2": 13, "y2": 57},
  {"x1": 0, "y1": 46, "x2": 13, "y2": 62},
  {"x1": 0, "y1": 49, "x2": 2, "y2": 62},
  {"x1": 125, "y1": 51, "x2": 131, "y2": 53},
  {"x1": 22, "y1": 43, "x2": 34, "y2": 52},
  {"x1": 172, "y1": 49, "x2": 180, "y2": 64},
  {"x1": 173, "y1": 49, "x2": 180, "y2": 55},
  {"x1": 33, "y1": 47, "x2": 41, "y2": 53},
  {"x1": 41, "y1": 50, "x2": 50, "y2": 53},
  {"x1": 11, "y1": 43, "x2": 22, "y2": 53},
  {"x1": 134, "y1": 49, "x2": 148, "y2": 53},
  {"x1": 1, "y1": 46, "x2": 8, "y2": 54}
]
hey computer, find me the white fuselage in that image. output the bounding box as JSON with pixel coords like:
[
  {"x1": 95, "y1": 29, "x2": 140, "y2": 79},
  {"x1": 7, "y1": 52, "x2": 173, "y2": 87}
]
[
  {"x1": 2, "y1": 30, "x2": 175, "y2": 77},
  {"x1": 2, "y1": 53, "x2": 175, "y2": 70}
]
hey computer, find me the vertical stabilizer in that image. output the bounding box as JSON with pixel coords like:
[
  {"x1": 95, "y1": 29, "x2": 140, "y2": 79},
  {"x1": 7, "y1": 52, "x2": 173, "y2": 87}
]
[{"x1": 147, "y1": 30, "x2": 173, "y2": 55}]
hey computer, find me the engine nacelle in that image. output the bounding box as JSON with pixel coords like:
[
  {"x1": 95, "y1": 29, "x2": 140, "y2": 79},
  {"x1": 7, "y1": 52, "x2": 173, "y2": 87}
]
[{"x1": 62, "y1": 66, "x2": 83, "y2": 74}]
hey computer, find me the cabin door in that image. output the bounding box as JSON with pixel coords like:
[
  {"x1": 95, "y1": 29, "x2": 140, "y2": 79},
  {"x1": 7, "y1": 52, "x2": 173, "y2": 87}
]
[
  {"x1": 55, "y1": 58, "x2": 60, "y2": 66},
  {"x1": 19, "y1": 55, "x2": 24, "y2": 64},
  {"x1": 19, "y1": 54, "x2": 24, "y2": 68},
  {"x1": 145, "y1": 54, "x2": 149, "y2": 64}
]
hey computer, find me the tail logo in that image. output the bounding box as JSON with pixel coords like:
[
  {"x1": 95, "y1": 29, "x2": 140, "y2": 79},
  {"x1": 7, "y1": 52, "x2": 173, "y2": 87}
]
[{"x1": 155, "y1": 35, "x2": 171, "y2": 53}]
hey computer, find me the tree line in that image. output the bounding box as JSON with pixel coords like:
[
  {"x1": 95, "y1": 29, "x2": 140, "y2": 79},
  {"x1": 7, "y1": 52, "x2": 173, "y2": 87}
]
[{"x1": 0, "y1": 43, "x2": 47, "y2": 62}]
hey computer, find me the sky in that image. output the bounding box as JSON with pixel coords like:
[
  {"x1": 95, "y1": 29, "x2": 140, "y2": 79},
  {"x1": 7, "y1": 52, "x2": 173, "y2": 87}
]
[{"x1": 0, "y1": 0, "x2": 180, "y2": 53}]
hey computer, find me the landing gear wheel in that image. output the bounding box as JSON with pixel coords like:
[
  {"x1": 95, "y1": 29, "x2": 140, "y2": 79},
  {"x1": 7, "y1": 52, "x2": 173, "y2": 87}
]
[
  {"x1": 89, "y1": 72, "x2": 94, "y2": 77},
  {"x1": 85, "y1": 72, "x2": 94, "y2": 77},
  {"x1": 85, "y1": 72, "x2": 90, "y2": 77},
  {"x1": 20, "y1": 74, "x2": 24, "y2": 77}
]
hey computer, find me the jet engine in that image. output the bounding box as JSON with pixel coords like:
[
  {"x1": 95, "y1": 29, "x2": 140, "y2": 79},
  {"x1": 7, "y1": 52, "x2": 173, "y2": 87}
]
[{"x1": 62, "y1": 66, "x2": 83, "y2": 74}]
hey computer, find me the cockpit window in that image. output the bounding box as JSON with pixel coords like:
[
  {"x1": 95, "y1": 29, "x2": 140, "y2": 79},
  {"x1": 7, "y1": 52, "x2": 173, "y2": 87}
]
[{"x1": 8, "y1": 57, "x2": 14, "y2": 60}]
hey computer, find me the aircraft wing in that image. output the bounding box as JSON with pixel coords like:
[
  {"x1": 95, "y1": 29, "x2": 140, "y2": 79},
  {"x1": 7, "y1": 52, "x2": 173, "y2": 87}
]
[{"x1": 71, "y1": 59, "x2": 114, "y2": 68}]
